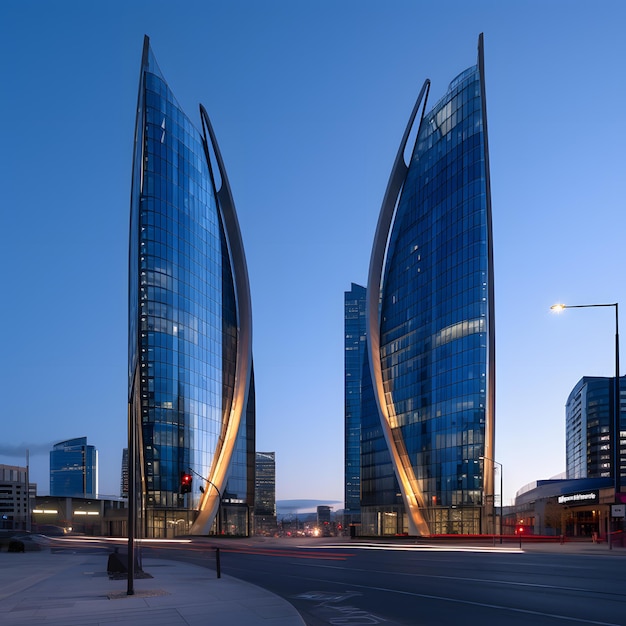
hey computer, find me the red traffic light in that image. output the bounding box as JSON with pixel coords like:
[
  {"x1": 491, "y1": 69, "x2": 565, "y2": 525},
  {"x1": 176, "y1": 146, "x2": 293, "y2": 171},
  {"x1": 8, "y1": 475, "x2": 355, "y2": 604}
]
[{"x1": 180, "y1": 472, "x2": 192, "y2": 494}]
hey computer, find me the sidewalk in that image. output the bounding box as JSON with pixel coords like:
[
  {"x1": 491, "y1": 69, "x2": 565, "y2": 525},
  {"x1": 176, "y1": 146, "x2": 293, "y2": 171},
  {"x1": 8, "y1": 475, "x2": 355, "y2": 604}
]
[
  {"x1": 518, "y1": 539, "x2": 626, "y2": 555},
  {"x1": 0, "y1": 549, "x2": 305, "y2": 625}
]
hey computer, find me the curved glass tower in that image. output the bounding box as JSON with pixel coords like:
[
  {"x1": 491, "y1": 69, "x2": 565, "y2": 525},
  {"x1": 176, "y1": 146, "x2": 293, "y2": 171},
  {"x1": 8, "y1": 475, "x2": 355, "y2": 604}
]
[
  {"x1": 366, "y1": 34, "x2": 495, "y2": 536},
  {"x1": 128, "y1": 37, "x2": 254, "y2": 538}
]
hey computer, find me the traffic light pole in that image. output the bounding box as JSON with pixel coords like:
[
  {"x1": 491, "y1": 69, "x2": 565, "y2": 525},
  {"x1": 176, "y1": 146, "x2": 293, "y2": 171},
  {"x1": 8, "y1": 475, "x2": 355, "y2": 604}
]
[
  {"x1": 187, "y1": 467, "x2": 223, "y2": 535},
  {"x1": 180, "y1": 472, "x2": 193, "y2": 493}
]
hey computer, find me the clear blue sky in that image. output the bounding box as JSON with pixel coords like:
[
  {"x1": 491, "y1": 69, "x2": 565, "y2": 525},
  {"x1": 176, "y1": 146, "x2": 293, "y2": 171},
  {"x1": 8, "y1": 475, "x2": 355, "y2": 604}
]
[{"x1": 1, "y1": 1, "x2": 624, "y2": 505}]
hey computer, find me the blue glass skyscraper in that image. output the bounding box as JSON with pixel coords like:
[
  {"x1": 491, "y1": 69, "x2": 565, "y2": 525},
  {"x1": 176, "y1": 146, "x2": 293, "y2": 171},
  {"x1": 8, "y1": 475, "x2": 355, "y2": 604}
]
[
  {"x1": 128, "y1": 37, "x2": 254, "y2": 538},
  {"x1": 366, "y1": 34, "x2": 495, "y2": 535},
  {"x1": 566, "y1": 376, "x2": 626, "y2": 481},
  {"x1": 344, "y1": 284, "x2": 367, "y2": 519},
  {"x1": 345, "y1": 283, "x2": 406, "y2": 535},
  {"x1": 50, "y1": 437, "x2": 98, "y2": 498}
]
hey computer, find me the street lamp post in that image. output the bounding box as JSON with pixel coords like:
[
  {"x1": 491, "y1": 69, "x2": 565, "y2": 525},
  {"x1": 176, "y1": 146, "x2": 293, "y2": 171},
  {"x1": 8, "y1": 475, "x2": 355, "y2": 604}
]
[
  {"x1": 480, "y1": 456, "x2": 503, "y2": 543},
  {"x1": 551, "y1": 302, "x2": 621, "y2": 544}
]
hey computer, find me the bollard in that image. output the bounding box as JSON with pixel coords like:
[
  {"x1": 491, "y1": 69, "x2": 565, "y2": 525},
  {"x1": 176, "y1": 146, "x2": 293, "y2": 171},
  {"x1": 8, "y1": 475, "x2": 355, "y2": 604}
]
[{"x1": 215, "y1": 547, "x2": 221, "y2": 579}]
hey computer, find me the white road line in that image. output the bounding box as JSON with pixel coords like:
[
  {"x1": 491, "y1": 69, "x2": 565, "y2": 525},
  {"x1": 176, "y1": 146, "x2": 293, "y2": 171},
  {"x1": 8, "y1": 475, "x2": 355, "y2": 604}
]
[
  {"x1": 291, "y1": 574, "x2": 620, "y2": 626},
  {"x1": 299, "y1": 562, "x2": 621, "y2": 596},
  {"x1": 300, "y1": 542, "x2": 522, "y2": 554}
]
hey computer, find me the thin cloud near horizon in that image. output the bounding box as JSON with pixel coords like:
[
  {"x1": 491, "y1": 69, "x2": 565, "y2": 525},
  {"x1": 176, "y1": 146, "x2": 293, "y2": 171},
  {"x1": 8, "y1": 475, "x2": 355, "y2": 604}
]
[{"x1": 0, "y1": 443, "x2": 53, "y2": 457}]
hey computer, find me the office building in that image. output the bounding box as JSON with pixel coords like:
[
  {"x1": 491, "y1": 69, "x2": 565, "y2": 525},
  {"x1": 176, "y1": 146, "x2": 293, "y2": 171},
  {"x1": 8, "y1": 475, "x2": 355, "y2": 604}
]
[
  {"x1": 128, "y1": 36, "x2": 255, "y2": 538},
  {"x1": 120, "y1": 448, "x2": 129, "y2": 498},
  {"x1": 0, "y1": 464, "x2": 36, "y2": 531},
  {"x1": 33, "y1": 495, "x2": 127, "y2": 536},
  {"x1": 344, "y1": 284, "x2": 367, "y2": 520},
  {"x1": 50, "y1": 437, "x2": 98, "y2": 499},
  {"x1": 365, "y1": 34, "x2": 495, "y2": 535},
  {"x1": 345, "y1": 282, "x2": 405, "y2": 535},
  {"x1": 317, "y1": 505, "x2": 331, "y2": 527},
  {"x1": 566, "y1": 376, "x2": 626, "y2": 481},
  {"x1": 254, "y1": 452, "x2": 276, "y2": 516},
  {"x1": 254, "y1": 452, "x2": 276, "y2": 534},
  {"x1": 359, "y1": 343, "x2": 406, "y2": 535}
]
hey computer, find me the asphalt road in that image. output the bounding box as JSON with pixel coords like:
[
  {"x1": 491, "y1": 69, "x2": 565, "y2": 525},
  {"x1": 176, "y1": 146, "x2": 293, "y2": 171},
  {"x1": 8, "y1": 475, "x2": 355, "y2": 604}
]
[{"x1": 167, "y1": 538, "x2": 626, "y2": 626}]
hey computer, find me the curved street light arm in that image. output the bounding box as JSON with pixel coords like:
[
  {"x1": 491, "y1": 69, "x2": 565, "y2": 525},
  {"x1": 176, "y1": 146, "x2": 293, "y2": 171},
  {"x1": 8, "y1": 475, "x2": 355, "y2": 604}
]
[{"x1": 550, "y1": 302, "x2": 620, "y2": 496}]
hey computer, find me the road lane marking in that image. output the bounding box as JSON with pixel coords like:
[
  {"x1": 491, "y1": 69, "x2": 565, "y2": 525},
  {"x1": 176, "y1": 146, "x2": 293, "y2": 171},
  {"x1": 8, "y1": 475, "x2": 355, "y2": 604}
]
[
  {"x1": 220, "y1": 547, "x2": 350, "y2": 560},
  {"x1": 299, "y1": 562, "x2": 626, "y2": 598},
  {"x1": 294, "y1": 590, "x2": 388, "y2": 625},
  {"x1": 290, "y1": 574, "x2": 620, "y2": 625},
  {"x1": 302, "y1": 542, "x2": 522, "y2": 553}
]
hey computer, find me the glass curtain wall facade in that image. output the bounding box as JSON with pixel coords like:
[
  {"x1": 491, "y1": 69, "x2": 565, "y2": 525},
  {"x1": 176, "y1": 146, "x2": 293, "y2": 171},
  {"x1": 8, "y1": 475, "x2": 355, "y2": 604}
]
[
  {"x1": 254, "y1": 452, "x2": 276, "y2": 516},
  {"x1": 345, "y1": 284, "x2": 406, "y2": 535},
  {"x1": 566, "y1": 376, "x2": 626, "y2": 481},
  {"x1": 360, "y1": 347, "x2": 407, "y2": 535},
  {"x1": 344, "y1": 284, "x2": 367, "y2": 520},
  {"x1": 128, "y1": 37, "x2": 254, "y2": 538},
  {"x1": 50, "y1": 437, "x2": 98, "y2": 499},
  {"x1": 254, "y1": 451, "x2": 276, "y2": 535},
  {"x1": 366, "y1": 34, "x2": 495, "y2": 536}
]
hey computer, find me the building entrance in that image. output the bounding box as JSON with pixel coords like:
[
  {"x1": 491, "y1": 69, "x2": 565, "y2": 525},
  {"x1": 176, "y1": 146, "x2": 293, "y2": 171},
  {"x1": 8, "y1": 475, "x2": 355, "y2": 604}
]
[{"x1": 563, "y1": 507, "x2": 601, "y2": 538}]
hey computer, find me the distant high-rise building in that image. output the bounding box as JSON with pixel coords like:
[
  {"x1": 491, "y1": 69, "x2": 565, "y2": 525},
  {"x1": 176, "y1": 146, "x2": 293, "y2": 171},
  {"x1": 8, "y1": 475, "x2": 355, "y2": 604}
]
[
  {"x1": 255, "y1": 452, "x2": 276, "y2": 516},
  {"x1": 359, "y1": 326, "x2": 405, "y2": 535},
  {"x1": 128, "y1": 37, "x2": 255, "y2": 538},
  {"x1": 50, "y1": 437, "x2": 98, "y2": 498},
  {"x1": 566, "y1": 376, "x2": 626, "y2": 480},
  {"x1": 120, "y1": 448, "x2": 129, "y2": 498},
  {"x1": 254, "y1": 452, "x2": 275, "y2": 535},
  {"x1": 365, "y1": 34, "x2": 495, "y2": 535},
  {"x1": 344, "y1": 284, "x2": 367, "y2": 520},
  {"x1": 317, "y1": 505, "x2": 331, "y2": 525}
]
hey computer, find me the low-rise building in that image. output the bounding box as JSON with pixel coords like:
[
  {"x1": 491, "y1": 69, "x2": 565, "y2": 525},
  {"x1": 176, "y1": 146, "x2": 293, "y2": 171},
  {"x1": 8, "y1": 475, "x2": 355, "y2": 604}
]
[
  {"x1": 32, "y1": 495, "x2": 127, "y2": 536},
  {"x1": 512, "y1": 477, "x2": 620, "y2": 541},
  {"x1": 0, "y1": 464, "x2": 36, "y2": 531}
]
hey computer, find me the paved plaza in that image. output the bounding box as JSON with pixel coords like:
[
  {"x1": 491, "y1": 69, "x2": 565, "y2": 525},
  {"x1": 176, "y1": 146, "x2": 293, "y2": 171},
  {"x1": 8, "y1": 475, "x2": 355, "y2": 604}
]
[{"x1": 0, "y1": 549, "x2": 305, "y2": 626}]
